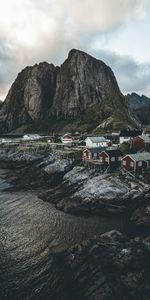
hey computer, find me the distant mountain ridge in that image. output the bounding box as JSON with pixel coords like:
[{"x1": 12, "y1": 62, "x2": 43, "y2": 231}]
[
  {"x1": 127, "y1": 92, "x2": 150, "y2": 125},
  {"x1": 0, "y1": 49, "x2": 139, "y2": 133}
]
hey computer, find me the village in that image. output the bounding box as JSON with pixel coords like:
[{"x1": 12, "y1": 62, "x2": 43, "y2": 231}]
[
  {"x1": 0, "y1": 128, "x2": 150, "y2": 182},
  {"x1": 81, "y1": 130, "x2": 150, "y2": 181}
]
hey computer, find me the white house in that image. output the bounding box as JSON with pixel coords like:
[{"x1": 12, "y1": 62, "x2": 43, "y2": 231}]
[
  {"x1": 119, "y1": 130, "x2": 142, "y2": 144},
  {"x1": 85, "y1": 136, "x2": 111, "y2": 148},
  {"x1": 22, "y1": 134, "x2": 41, "y2": 141},
  {"x1": 119, "y1": 136, "x2": 131, "y2": 144}
]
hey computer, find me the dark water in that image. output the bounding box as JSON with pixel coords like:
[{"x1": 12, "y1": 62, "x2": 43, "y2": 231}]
[{"x1": 0, "y1": 169, "x2": 126, "y2": 300}]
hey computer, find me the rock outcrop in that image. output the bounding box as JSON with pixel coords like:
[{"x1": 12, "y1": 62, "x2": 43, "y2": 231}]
[
  {"x1": 0, "y1": 49, "x2": 138, "y2": 133},
  {"x1": 40, "y1": 166, "x2": 150, "y2": 226},
  {"x1": 52, "y1": 49, "x2": 122, "y2": 118},
  {"x1": 55, "y1": 230, "x2": 150, "y2": 300},
  {"x1": 131, "y1": 204, "x2": 150, "y2": 229},
  {"x1": 0, "y1": 62, "x2": 57, "y2": 132},
  {"x1": 0, "y1": 146, "x2": 80, "y2": 190},
  {"x1": 127, "y1": 92, "x2": 150, "y2": 125}
]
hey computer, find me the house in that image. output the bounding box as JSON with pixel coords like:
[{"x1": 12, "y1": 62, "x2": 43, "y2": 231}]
[
  {"x1": 85, "y1": 136, "x2": 112, "y2": 148},
  {"x1": 83, "y1": 147, "x2": 103, "y2": 161},
  {"x1": 61, "y1": 133, "x2": 74, "y2": 144},
  {"x1": 121, "y1": 152, "x2": 150, "y2": 173},
  {"x1": 22, "y1": 134, "x2": 42, "y2": 141},
  {"x1": 99, "y1": 148, "x2": 123, "y2": 166},
  {"x1": 119, "y1": 129, "x2": 142, "y2": 144},
  {"x1": 131, "y1": 134, "x2": 150, "y2": 151}
]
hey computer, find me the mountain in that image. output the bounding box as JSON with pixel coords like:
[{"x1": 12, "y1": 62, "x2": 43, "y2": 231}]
[
  {"x1": 0, "y1": 49, "x2": 139, "y2": 133},
  {"x1": 127, "y1": 92, "x2": 150, "y2": 125}
]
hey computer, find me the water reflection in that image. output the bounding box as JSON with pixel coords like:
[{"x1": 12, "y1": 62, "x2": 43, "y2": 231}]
[{"x1": 0, "y1": 171, "x2": 126, "y2": 299}]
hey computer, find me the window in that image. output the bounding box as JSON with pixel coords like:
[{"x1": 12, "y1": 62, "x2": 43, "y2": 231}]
[
  {"x1": 123, "y1": 160, "x2": 126, "y2": 166},
  {"x1": 99, "y1": 157, "x2": 103, "y2": 162},
  {"x1": 138, "y1": 161, "x2": 142, "y2": 167},
  {"x1": 130, "y1": 161, "x2": 134, "y2": 167},
  {"x1": 105, "y1": 157, "x2": 109, "y2": 162},
  {"x1": 111, "y1": 157, "x2": 115, "y2": 162},
  {"x1": 118, "y1": 156, "x2": 122, "y2": 161},
  {"x1": 93, "y1": 153, "x2": 97, "y2": 159}
]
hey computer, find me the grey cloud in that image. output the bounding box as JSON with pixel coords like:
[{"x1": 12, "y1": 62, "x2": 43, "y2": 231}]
[
  {"x1": 90, "y1": 49, "x2": 150, "y2": 96},
  {"x1": 61, "y1": 0, "x2": 149, "y2": 32},
  {"x1": 0, "y1": 0, "x2": 149, "y2": 99},
  {"x1": 0, "y1": 41, "x2": 19, "y2": 98},
  {"x1": 1, "y1": 40, "x2": 150, "y2": 101}
]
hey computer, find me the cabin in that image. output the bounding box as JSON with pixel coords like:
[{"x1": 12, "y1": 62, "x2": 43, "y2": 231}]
[
  {"x1": 131, "y1": 134, "x2": 150, "y2": 151},
  {"x1": 83, "y1": 147, "x2": 103, "y2": 161},
  {"x1": 119, "y1": 129, "x2": 142, "y2": 144},
  {"x1": 121, "y1": 152, "x2": 150, "y2": 173},
  {"x1": 85, "y1": 136, "x2": 112, "y2": 148},
  {"x1": 61, "y1": 133, "x2": 74, "y2": 144},
  {"x1": 99, "y1": 149, "x2": 123, "y2": 166}
]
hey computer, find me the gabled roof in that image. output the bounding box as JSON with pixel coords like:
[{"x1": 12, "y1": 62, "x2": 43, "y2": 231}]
[
  {"x1": 62, "y1": 134, "x2": 73, "y2": 140},
  {"x1": 138, "y1": 135, "x2": 150, "y2": 144},
  {"x1": 123, "y1": 152, "x2": 150, "y2": 162},
  {"x1": 85, "y1": 136, "x2": 110, "y2": 143},
  {"x1": 120, "y1": 130, "x2": 142, "y2": 137},
  {"x1": 100, "y1": 149, "x2": 122, "y2": 157},
  {"x1": 84, "y1": 147, "x2": 104, "y2": 153}
]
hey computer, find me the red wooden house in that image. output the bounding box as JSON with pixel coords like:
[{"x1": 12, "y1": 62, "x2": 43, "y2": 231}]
[
  {"x1": 121, "y1": 152, "x2": 150, "y2": 173},
  {"x1": 131, "y1": 135, "x2": 150, "y2": 151},
  {"x1": 83, "y1": 147, "x2": 103, "y2": 161},
  {"x1": 99, "y1": 149, "x2": 123, "y2": 166}
]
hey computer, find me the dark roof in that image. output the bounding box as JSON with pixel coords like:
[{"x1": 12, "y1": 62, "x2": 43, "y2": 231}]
[
  {"x1": 120, "y1": 129, "x2": 142, "y2": 137},
  {"x1": 84, "y1": 147, "x2": 104, "y2": 153},
  {"x1": 100, "y1": 149, "x2": 123, "y2": 157}
]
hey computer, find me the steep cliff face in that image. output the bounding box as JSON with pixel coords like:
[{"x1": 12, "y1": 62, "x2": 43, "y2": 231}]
[
  {"x1": 0, "y1": 62, "x2": 57, "y2": 132},
  {"x1": 0, "y1": 49, "x2": 138, "y2": 133},
  {"x1": 52, "y1": 49, "x2": 122, "y2": 118},
  {"x1": 127, "y1": 92, "x2": 150, "y2": 125}
]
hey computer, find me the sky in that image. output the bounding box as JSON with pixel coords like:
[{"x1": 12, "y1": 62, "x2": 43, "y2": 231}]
[{"x1": 0, "y1": 0, "x2": 150, "y2": 100}]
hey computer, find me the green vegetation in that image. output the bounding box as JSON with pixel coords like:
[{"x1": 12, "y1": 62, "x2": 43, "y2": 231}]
[
  {"x1": 118, "y1": 142, "x2": 132, "y2": 154},
  {"x1": 144, "y1": 128, "x2": 150, "y2": 134},
  {"x1": 30, "y1": 95, "x2": 138, "y2": 134},
  {"x1": 31, "y1": 117, "x2": 69, "y2": 134}
]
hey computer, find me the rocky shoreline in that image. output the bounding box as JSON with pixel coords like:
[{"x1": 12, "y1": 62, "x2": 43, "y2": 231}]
[
  {"x1": 54, "y1": 230, "x2": 150, "y2": 300},
  {"x1": 39, "y1": 166, "x2": 150, "y2": 235},
  {"x1": 0, "y1": 148, "x2": 150, "y2": 235},
  {"x1": 0, "y1": 147, "x2": 150, "y2": 299}
]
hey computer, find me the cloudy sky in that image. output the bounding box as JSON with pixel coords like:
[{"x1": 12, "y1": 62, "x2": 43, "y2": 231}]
[{"x1": 0, "y1": 0, "x2": 150, "y2": 100}]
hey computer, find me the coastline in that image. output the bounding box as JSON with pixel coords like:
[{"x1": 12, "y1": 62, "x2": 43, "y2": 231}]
[
  {"x1": 0, "y1": 146, "x2": 150, "y2": 299},
  {"x1": 0, "y1": 147, "x2": 149, "y2": 236}
]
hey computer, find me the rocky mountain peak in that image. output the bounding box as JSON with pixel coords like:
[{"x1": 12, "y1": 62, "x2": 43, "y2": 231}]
[
  {"x1": 67, "y1": 48, "x2": 91, "y2": 60},
  {"x1": 0, "y1": 49, "x2": 139, "y2": 133},
  {"x1": 51, "y1": 48, "x2": 122, "y2": 120},
  {"x1": 127, "y1": 92, "x2": 150, "y2": 125}
]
